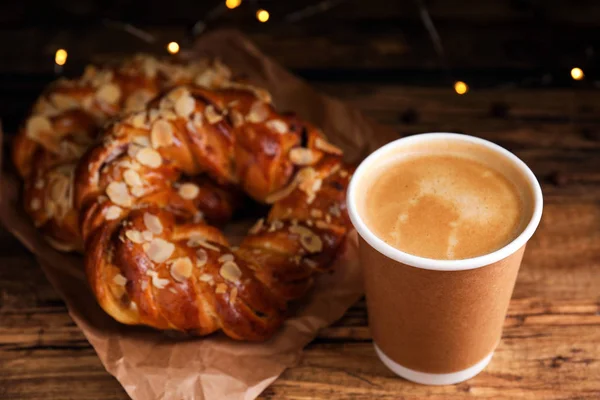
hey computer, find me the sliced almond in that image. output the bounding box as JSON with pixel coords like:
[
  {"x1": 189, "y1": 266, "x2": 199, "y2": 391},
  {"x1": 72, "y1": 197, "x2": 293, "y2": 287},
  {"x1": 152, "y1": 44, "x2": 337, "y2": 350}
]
[
  {"x1": 169, "y1": 257, "x2": 193, "y2": 282},
  {"x1": 229, "y1": 109, "x2": 244, "y2": 128},
  {"x1": 125, "y1": 230, "x2": 144, "y2": 244},
  {"x1": 204, "y1": 105, "x2": 223, "y2": 124},
  {"x1": 266, "y1": 119, "x2": 288, "y2": 134},
  {"x1": 145, "y1": 238, "x2": 175, "y2": 263},
  {"x1": 215, "y1": 283, "x2": 227, "y2": 294},
  {"x1": 310, "y1": 209, "x2": 323, "y2": 218},
  {"x1": 304, "y1": 258, "x2": 319, "y2": 268},
  {"x1": 151, "y1": 119, "x2": 174, "y2": 148},
  {"x1": 143, "y1": 212, "x2": 163, "y2": 234},
  {"x1": 174, "y1": 93, "x2": 195, "y2": 117},
  {"x1": 133, "y1": 135, "x2": 151, "y2": 147},
  {"x1": 142, "y1": 230, "x2": 154, "y2": 241},
  {"x1": 105, "y1": 205, "x2": 122, "y2": 220},
  {"x1": 314, "y1": 137, "x2": 343, "y2": 156},
  {"x1": 194, "y1": 69, "x2": 216, "y2": 87},
  {"x1": 290, "y1": 148, "x2": 320, "y2": 166},
  {"x1": 26, "y1": 115, "x2": 53, "y2": 140},
  {"x1": 339, "y1": 169, "x2": 349, "y2": 178},
  {"x1": 178, "y1": 183, "x2": 199, "y2": 200},
  {"x1": 96, "y1": 83, "x2": 122, "y2": 104},
  {"x1": 187, "y1": 236, "x2": 220, "y2": 252},
  {"x1": 123, "y1": 169, "x2": 143, "y2": 187},
  {"x1": 106, "y1": 182, "x2": 132, "y2": 207},
  {"x1": 125, "y1": 90, "x2": 154, "y2": 113},
  {"x1": 245, "y1": 101, "x2": 269, "y2": 123},
  {"x1": 196, "y1": 249, "x2": 208, "y2": 267},
  {"x1": 130, "y1": 186, "x2": 145, "y2": 198},
  {"x1": 268, "y1": 219, "x2": 284, "y2": 232},
  {"x1": 229, "y1": 287, "x2": 238, "y2": 305},
  {"x1": 290, "y1": 225, "x2": 323, "y2": 253},
  {"x1": 265, "y1": 179, "x2": 299, "y2": 204},
  {"x1": 220, "y1": 261, "x2": 242, "y2": 283},
  {"x1": 136, "y1": 148, "x2": 162, "y2": 168},
  {"x1": 199, "y1": 273, "x2": 213, "y2": 282},
  {"x1": 113, "y1": 273, "x2": 127, "y2": 286},
  {"x1": 218, "y1": 254, "x2": 234, "y2": 263},
  {"x1": 248, "y1": 218, "x2": 264, "y2": 234},
  {"x1": 329, "y1": 204, "x2": 342, "y2": 217}
]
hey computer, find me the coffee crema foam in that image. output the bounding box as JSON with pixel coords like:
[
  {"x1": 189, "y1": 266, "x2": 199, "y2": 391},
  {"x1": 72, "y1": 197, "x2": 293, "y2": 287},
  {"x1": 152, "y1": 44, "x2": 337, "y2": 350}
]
[{"x1": 362, "y1": 153, "x2": 528, "y2": 260}]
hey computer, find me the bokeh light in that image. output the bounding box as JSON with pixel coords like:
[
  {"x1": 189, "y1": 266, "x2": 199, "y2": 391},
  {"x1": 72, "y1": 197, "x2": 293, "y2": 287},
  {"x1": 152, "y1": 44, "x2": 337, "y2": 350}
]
[
  {"x1": 571, "y1": 67, "x2": 584, "y2": 81},
  {"x1": 454, "y1": 81, "x2": 468, "y2": 95},
  {"x1": 55, "y1": 49, "x2": 68, "y2": 66},
  {"x1": 256, "y1": 9, "x2": 270, "y2": 23},
  {"x1": 167, "y1": 42, "x2": 180, "y2": 54},
  {"x1": 226, "y1": 0, "x2": 242, "y2": 9}
]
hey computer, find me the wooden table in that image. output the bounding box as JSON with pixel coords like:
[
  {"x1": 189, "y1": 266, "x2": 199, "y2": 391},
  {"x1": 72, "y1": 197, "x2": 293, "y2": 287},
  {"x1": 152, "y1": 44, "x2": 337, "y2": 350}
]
[
  {"x1": 1, "y1": 1, "x2": 600, "y2": 398},
  {"x1": 2, "y1": 84, "x2": 599, "y2": 399}
]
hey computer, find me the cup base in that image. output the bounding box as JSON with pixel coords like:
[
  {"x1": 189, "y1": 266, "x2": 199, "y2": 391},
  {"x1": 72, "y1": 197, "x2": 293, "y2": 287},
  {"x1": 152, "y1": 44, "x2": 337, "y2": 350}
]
[{"x1": 374, "y1": 343, "x2": 494, "y2": 385}]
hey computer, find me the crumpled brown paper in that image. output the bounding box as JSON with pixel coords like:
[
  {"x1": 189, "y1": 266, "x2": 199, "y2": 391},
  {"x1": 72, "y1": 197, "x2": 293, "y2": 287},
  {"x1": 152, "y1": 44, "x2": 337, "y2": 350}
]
[{"x1": 0, "y1": 29, "x2": 398, "y2": 400}]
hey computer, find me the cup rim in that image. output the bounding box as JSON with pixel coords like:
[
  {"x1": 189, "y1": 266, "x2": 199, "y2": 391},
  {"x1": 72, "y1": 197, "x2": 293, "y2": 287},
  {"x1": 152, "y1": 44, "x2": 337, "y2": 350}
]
[{"x1": 347, "y1": 132, "x2": 544, "y2": 271}]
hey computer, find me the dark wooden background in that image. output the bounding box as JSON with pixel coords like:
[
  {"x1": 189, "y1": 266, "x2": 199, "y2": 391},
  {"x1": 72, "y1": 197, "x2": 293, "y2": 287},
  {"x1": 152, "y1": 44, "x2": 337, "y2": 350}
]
[{"x1": 1, "y1": 0, "x2": 600, "y2": 399}]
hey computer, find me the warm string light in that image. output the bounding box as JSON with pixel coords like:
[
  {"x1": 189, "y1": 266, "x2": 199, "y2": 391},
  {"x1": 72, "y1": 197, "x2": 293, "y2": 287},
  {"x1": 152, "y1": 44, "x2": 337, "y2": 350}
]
[
  {"x1": 167, "y1": 41, "x2": 180, "y2": 54},
  {"x1": 256, "y1": 9, "x2": 270, "y2": 22},
  {"x1": 55, "y1": 49, "x2": 68, "y2": 66},
  {"x1": 454, "y1": 81, "x2": 468, "y2": 95},
  {"x1": 571, "y1": 67, "x2": 584, "y2": 81},
  {"x1": 225, "y1": 0, "x2": 242, "y2": 9}
]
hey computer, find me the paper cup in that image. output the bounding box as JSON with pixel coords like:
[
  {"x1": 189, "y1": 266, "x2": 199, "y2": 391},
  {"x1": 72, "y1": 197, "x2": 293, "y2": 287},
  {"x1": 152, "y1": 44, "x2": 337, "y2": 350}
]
[{"x1": 347, "y1": 133, "x2": 543, "y2": 385}]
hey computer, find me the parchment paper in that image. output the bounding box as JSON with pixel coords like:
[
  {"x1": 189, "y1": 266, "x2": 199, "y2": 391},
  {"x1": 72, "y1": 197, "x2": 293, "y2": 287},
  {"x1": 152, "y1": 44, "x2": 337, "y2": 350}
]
[{"x1": 0, "y1": 29, "x2": 398, "y2": 400}]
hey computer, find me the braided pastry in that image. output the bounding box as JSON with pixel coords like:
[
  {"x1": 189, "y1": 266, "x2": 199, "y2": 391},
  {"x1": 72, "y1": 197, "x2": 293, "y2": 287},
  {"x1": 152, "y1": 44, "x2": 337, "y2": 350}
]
[
  {"x1": 16, "y1": 57, "x2": 353, "y2": 340},
  {"x1": 13, "y1": 55, "x2": 236, "y2": 251}
]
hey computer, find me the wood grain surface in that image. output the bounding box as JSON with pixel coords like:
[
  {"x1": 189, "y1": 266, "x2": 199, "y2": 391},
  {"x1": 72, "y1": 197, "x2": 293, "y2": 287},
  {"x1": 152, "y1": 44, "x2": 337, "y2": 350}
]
[
  {"x1": 1, "y1": 0, "x2": 600, "y2": 398},
  {"x1": 2, "y1": 84, "x2": 599, "y2": 399}
]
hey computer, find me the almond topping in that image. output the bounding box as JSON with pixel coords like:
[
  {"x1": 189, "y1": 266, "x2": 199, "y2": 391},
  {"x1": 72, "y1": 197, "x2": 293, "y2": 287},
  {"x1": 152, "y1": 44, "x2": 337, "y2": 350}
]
[
  {"x1": 145, "y1": 238, "x2": 175, "y2": 263},
  {"x1": 218, "y1": 254, "x2": 234, "y2": 263},
  {"x1": 132, "y1": 136, "x2": 150, "y2": 147},
  {"x1": 339, "y1": 170, "x2": 349, "y2": 178},
  {"x1": 26, "y1": 115, "x2": 53, "y2": 140},
  {"x1": 125, "y1": 230, "x2": 144, "y2": 244},
  {"x1": 113, "y1": 273, "x2": 127, "y2": 286},
  {"x1": 131, "y1": 186, "x2": 145, "y2": 197},
  {"x1": 289, "y1": 225, "x2": 323, "y2": 253},
  {"x1": 136, "y1": 148, "x2": 162, "y2": 168},
  {"x1": 105, "y1": 205, "x2": 122, "y2": 220},
  {"x1": 142, "y1": 230, "x2": 154, "y2": 241},
  {"x1": 174, "y1": 93, "x2": 195, "y2": 117},
  {"x1": 169, "y1": 257, "x2": 193, "y2": 282},
  {"x1": 196, "y1": 249, "x2": 208, "y2": 267},
  {"x1": 199, "y1": 273, "x2": 213, "y2": 282},
  {"x1": 179, "y1": 183, "x2": 199, "y2": 200},
  {"x1": 216, "y1": 283, "x2": 227, "y2": 294},
  {"x1": 143, "y1": 213, "x2": 163, "y2": 234},
  {"x1": 268, "y1": 219, "x2": 284, "y2": 232},
  {"x1": 246, "y1": 101, "x2": 269, "y2": 123},
  {"x1": 220, "y1": 261, "x2": 242, "y2": 283},
  {"x1": 125, "y1": 90, "x2": 154, "y2": 113},
  {"x1": 304, "y1": 259, "x2": 319, "y2": 268},
  {"x1": 229, "y1": 109, "x2": 244, "y2": 128},
  {"x1": 310, "y1": 209, "x2": 323, "y2": 218},
  {"x1": 290, "y1": 148, "x2": 320, "y2": 166},
  {"x1": 249, "y1": 218, "x2": 264, "y2": 234},
  {"x1": 123, "y1": 169, "x2": 143, "y2": 187},
  {"x1": 314, "y1": 137, "x2": 343, "y2": 156},
  {"x1": 329, "y1": 204, "x2": 342, "y2": 217},
  {"x1": 187, "y1": 236, "x2": 220, "y2": 251},
  {"x1": 106, "y1": 182, "x2": 132, "y2": 207},
  {"x1": 266, "y1": 119, "x2": 288, "y2": 134},
  {"x1": 229, "y1": 287, "x2": 238, "y2": 305},
  {"x1": 151, "y1": 119, "x2": 174, "y2": 148},
  {"x1": 129, "y1": 112, "x2": 148, "y2": 129},
  {"x1": 96, "y1": 83, "x2": 121, "y2": 104},
  {"x1": 146, "y1": 270, "x2": 170, "y2": 289},
  {"x1": 204, "y1": 105, "x2": 223, "y2": 124}
]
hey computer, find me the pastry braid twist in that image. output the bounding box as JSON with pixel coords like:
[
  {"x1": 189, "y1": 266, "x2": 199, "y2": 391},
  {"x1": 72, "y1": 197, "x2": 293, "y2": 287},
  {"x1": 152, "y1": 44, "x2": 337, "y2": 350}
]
[
  {"x1": 13, "y1": 55, "x2": 237, "y2": 251},
  {"x1": 75, "y1": 84, "x2": 353, "y2": 340}
]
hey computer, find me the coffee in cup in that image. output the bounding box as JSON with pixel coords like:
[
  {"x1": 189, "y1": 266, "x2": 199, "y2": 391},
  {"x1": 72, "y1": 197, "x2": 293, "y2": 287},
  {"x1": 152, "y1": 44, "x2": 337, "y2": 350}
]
[{"x1": 347, "y1": 133, "x2": 543, "y2": 385}]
